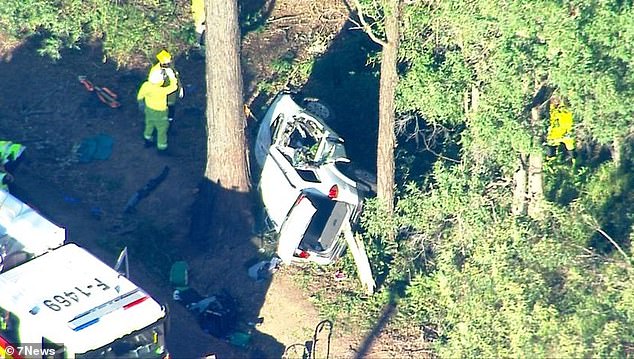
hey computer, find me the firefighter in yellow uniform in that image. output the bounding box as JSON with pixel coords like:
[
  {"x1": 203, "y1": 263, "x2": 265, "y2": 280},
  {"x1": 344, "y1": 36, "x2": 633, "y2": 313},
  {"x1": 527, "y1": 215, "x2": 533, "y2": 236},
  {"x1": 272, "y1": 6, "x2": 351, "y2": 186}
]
[
  {"x1": 0, "y1": 141, "x2": 25, "y2": 167},
  {"x1": 192, "y1": 0, "x2": 206, "y2": 46},
  {"x1": 546, "y1": 99, "x2": 575, "y2": 151},
  {"x1": 148, "y1": 50, "x2": 182, "y2": 122},
  {"x1": 0, "y1": 141, "x2": 25, "y2": 190},
  {"x1": 137, "y1": 69, "x2": 178, "y2": 154}
]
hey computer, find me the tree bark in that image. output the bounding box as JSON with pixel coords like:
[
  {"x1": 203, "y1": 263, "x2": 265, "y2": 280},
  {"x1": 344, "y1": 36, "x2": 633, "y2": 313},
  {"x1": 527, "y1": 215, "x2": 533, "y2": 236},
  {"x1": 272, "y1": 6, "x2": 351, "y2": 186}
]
[
  {"x1": 376, "y1": 1, "x2": 401, "y2": 240},
  {"x1": 512, "y1": 155, "x2": 528, "y2": 216},
  {"x1": 513, "y1": 82, "x2": 546, "y2": 218},
  {"x1": 527, "y1": 91, "x2": 544, "y2": 219},
  {"x1": 199, "y1": 0, "x2": 251, "y2": 239},
  {"x1": 612, "y1": 136, "x2": 622, "y2": 167}
]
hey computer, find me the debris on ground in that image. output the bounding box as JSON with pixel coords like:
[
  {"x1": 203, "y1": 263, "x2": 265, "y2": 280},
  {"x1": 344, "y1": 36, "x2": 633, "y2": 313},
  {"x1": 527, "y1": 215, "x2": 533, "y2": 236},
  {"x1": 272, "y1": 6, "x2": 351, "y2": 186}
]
[
  {"x1": 78, "y1": 75, "x2": 121, "y2": 108},
  {"x1": 123, "y1": 166, "x2": 169, "y2": 213},
  {"x1": 334, "y1": 270, "x2": 346, "y2": 281},
  {"x1": 247, "y1": 256, "x2": 282, "y2": 282},
  {"x1": 75, "y1": 133, "x2": 114, "y2": 163}
]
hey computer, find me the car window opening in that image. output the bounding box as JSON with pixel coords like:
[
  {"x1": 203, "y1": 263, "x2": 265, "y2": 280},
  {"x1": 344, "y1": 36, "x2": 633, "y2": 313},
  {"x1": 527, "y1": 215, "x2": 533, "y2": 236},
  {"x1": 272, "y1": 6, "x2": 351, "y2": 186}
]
[
  {"x1": 298, "y1": 195, "x2": 348, "y2": 253},
  {"x1": 295, "y1": 168, "x2": 320, "y2": 182}
]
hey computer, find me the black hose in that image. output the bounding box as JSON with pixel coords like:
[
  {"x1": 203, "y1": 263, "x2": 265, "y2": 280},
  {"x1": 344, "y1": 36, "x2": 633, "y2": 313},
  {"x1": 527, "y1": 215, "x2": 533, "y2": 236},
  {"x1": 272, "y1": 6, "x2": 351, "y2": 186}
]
[{"x1": 311, "y1": 319, "x2": 333, "y2": 359}]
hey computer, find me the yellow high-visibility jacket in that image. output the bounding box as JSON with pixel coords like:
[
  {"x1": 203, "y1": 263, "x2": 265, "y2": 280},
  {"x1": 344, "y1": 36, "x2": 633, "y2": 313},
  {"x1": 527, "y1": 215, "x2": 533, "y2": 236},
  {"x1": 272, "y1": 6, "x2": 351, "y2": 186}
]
[
  {"x1": 192, "y1": 0, "x2": 205, "y2": 27},
  {"x1": 547, "y1": 103, "x2": 575, "y2": 150},
  {"x1": 137, "y1": 79, "x2": 178, "y2": 112}
]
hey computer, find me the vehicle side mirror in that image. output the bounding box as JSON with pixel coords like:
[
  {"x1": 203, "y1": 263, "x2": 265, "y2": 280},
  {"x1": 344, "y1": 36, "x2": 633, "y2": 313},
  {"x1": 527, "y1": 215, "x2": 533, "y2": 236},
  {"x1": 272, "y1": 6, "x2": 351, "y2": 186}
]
[{"x1": 334, "y1": 157, "x2": 351, "y2": 163}]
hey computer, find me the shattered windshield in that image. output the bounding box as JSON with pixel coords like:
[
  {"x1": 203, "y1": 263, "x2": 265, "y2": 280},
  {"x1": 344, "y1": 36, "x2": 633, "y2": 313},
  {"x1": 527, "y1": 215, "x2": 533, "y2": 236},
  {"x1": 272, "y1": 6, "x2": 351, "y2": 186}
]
[
  {"x1": 278, "y1": 114, "x2": 347, "y2": 166},
  {"x1": 314, "y1": 135, "x2": 347, "y2": 165}
]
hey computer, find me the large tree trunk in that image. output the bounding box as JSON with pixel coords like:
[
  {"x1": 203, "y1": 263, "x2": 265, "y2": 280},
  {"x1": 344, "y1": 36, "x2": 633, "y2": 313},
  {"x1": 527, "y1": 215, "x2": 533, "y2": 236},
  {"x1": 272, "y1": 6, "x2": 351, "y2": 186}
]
[
  {"x1": 612, "y1": 136, "x2": 622, "y2": 167},
  {"x1": 514, "y1": 83, "x2": 545, "y2": 218},
  {"x1": 192, "y1": 0, "x2": 250, "y2": 242},
  {"x1": 376, "y1": 1, "x2": 401, "y2": 240},
  {"x1": 512, "y1": 155, "x2": 528, "y2": 216}
]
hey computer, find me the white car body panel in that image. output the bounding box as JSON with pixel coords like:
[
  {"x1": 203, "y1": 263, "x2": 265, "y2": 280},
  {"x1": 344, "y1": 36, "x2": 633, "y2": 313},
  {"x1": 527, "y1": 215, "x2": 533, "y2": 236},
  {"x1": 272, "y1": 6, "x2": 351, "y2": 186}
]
[
  {"x1": 258, "y1": 148, "x2": 302, "y2": 231},
  {"x1": 276, "y1": 195, "x2": 316, "y2": 263}
]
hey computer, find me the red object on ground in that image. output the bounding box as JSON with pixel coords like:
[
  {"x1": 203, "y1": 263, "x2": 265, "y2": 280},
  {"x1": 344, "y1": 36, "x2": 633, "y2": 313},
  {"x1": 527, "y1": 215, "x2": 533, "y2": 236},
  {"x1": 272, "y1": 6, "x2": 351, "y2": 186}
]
[{"x1": 78, "y1": 76, "x2": 121, "y2": 108}]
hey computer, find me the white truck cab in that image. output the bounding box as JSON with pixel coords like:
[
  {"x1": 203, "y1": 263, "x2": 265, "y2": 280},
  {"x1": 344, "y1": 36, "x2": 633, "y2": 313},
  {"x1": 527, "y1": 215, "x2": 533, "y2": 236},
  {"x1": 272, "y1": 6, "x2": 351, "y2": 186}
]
[
  {"x1": 0, "y1": 191, "x2": 168, "y2": 358},
  {"x1": 0, "y1": 189, "x2": 65, "y2": 271}
]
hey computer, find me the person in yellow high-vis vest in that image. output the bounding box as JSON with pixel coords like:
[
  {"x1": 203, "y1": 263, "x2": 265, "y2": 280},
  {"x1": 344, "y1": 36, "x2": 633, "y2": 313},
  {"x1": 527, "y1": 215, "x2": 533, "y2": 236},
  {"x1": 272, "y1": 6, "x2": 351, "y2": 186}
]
[
  {"x1": 192, "y1": 0, "x2": 205, "y2": 46},
  {"x1": 137, "y1": 69, "x2": 178, "y2": 154},
  {"x1": 0, "y1": 141, "x2": 25, "y2": 176},
  {"x1": 0, "y1": 172, "x2": 13, "y2": 192},
  {"x1": 0, "y1": 141, "x2": 25, "y2": 166},
  {"x1": 547, "y1": 99, "x2": 575, "y2": 151},
  {"x1": 148, "y1": 50, "x2": 182, "y2": 122}
]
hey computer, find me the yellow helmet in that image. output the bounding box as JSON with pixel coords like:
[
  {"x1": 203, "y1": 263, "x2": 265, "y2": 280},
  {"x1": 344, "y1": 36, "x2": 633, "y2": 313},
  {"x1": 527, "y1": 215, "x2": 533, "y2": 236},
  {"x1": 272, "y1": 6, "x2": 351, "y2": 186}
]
[{"x1": 156, "y1": 49, "x2": 171, "y2": 65}]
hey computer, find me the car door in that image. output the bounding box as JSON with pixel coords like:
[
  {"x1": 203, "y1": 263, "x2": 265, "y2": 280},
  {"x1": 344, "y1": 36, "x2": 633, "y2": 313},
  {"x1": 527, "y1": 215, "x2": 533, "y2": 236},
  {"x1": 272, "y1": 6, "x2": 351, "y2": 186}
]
[
  {"x1": 313, "y1": 129, "x2": 347, "y2": 165},
  {"x1": 277, "y1": 194, "x2": 316, "y2": 264},
  {"x1": 258, "y1": 148, "x2": 302, "y2": 231},
  {"x1": 255, "y1": 111, "x2": 286, "y2": 168}
]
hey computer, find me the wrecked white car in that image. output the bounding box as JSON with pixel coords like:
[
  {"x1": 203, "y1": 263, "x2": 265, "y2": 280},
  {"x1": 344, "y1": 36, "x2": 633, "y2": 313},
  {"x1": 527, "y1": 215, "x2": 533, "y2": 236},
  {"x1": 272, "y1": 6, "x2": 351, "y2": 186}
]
[{"x1": 254, "y1": 92, "x2": 375, "y2": 293}]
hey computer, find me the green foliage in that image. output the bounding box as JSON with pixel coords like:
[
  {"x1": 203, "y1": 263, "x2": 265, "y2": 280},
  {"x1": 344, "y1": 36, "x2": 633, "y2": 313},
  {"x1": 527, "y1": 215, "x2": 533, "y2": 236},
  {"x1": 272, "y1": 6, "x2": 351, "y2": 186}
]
[
  {"x1": 257, "y1": 53, "x2": 316, "y2": 95},
  {"x1": 384, "y1": 158, "x2": 634, "y2": 357},
  {"x1": 240, "y1": 8, "x2": 266, "y2": 34},
  {"x1": 0, "y1": 0, "x2": 192, "y2": 65},
  {"x1": 398, "y1": 0, "x2": 634, "y2": 169},
  {"x1": 397, "y1": 50, "x2": 472, "y2": 125},
  {"x1": 358, "y1": 197, "x2": 398, "y2": 282},
  {"x1": 282, "y1": 1, "x2": 634, "y2": 357},
  {"x1": 544, "y1": 141, "x2": 634, "y2": 254},
  {"x1": 554, "y1": 2, "x2": 634, "y2": 144}
]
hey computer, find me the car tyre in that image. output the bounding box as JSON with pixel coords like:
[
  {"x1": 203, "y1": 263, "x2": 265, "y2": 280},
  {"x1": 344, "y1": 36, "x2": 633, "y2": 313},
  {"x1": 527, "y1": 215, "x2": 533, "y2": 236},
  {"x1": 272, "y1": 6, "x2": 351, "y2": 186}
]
[{"x1": 302, "y1": 98, "x2": 334, "y2": 121}]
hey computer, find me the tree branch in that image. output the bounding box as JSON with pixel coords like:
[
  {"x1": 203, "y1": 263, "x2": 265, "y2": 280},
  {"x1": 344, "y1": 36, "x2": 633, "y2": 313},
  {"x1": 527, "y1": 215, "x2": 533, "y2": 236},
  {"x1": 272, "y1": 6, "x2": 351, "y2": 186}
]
[
  {"x1": 596, "y1": 227, "x2": 631, "y2": 264},
  {"x1": 582, "y1": 214, "x2": 632, "y2": 266},
  {"x1": 421, "y1": 126, "x2": 460, "y2": 163},
  {"x1": 348, "y1": 0, "x2": 388, "y2": 47}
]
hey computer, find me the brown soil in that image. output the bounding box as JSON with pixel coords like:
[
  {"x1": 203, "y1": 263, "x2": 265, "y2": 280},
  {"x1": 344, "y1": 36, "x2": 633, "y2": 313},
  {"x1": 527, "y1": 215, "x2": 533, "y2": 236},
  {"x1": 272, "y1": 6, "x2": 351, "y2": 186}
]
[{"x1": 0, "y1": 0, "x2": 419, "y2": 358}]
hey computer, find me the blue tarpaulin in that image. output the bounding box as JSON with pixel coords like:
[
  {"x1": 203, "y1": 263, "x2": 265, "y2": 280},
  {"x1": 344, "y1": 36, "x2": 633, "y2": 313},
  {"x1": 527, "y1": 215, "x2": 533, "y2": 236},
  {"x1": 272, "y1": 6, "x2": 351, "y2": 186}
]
[{"x1": 77, "y1": 134, "x2": 113, "y2": 163}]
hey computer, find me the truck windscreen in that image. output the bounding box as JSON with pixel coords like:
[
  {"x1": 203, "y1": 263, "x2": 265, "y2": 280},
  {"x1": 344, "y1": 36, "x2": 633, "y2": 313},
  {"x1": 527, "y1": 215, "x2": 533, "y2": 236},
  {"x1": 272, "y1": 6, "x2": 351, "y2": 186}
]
[{"x1": 75, "y1": 321, "x2": 167, "y2": 359}]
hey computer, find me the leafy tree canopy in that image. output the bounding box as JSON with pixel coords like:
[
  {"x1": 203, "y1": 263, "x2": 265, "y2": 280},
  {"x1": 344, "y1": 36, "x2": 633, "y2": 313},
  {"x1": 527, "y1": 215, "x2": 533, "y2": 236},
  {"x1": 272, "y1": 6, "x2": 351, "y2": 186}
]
[{"x1": 0, "y1": 0, "x2": 193, "y2": 65}]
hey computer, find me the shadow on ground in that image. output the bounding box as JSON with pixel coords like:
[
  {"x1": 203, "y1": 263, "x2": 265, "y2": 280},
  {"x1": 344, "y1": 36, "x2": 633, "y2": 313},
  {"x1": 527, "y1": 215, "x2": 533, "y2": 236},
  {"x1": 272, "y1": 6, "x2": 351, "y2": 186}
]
[{"x1": 299, "y1": 23, "x2": 380, "y2": 173}]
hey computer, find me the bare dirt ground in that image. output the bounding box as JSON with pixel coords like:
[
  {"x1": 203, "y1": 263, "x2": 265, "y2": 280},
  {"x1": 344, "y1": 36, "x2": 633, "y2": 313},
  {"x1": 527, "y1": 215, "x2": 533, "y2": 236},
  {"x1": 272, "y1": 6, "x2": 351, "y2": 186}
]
[{"x1": 0, "y1": 0, "x2": 416, "y2": 358}]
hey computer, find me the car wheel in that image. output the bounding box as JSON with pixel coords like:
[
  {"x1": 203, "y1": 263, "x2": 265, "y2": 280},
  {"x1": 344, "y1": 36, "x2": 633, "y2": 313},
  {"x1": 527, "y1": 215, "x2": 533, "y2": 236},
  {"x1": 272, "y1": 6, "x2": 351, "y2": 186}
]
[{"x1": 302, "y1": 98, "x2": 334, "y2": 121}]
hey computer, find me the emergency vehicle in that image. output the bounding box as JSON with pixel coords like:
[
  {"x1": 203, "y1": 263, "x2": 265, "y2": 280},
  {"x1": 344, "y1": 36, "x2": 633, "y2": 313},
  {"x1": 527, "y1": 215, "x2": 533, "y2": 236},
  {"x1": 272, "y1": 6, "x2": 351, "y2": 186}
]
[{"x1": 0, "y1": 190, "x2": 169, "y2": 358}]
